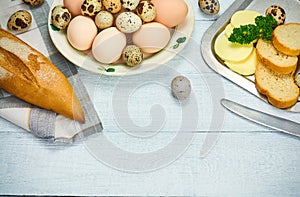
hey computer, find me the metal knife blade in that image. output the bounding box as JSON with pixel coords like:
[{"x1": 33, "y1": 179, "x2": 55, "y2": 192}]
[{"x1": 221, "y1": 99, "x2": 300, "y2": 138}]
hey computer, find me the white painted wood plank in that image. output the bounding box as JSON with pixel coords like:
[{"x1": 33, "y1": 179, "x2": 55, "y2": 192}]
[
  {"x1": 0, "y1": 133, "x2": 299, "y2": 196},
  {"x1": 78, "y1": 63, "x2": 300, "y2": 133},
  {"x1": 1, "y1": 1, "x2": 300, "y2": 196}
]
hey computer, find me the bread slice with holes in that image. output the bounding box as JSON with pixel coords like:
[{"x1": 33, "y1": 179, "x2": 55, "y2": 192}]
[
  {"x1": 272, "y1": 23, "x2": 300, "y2": 56},
  {"x1": 255, "y1": 58, "x2": 299, "y2": 109},
  {"x1": 256, "y1": 38, "x2": 298, "y2": 74}
]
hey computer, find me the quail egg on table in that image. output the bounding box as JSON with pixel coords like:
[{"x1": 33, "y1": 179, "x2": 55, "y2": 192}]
[
  {"x1": 171, "y1": 76, "x2": 191, "y2": 101},
  {"x1": 102, "y1": 0, "x2": 122, "y2": 14},
  {"x1": 116, "y1": 12, "x2": 142, "y2": 33},
  {"x1": 95, "y1": 11, "x2": 114, "y2": 29},
  {"x1": 265, "y1": 5, "x2": 286, "y2": 25},
  {"x1": 136, "y1": 0, "x2": 156, "y2": 23},
  {"x1": 7, "y1": 10, "x2": 32, "y2": 31},
  {"x1": 51, "y1": 5, "x2": 72, "y2": 30},
  {"x1": 121, "y1": 0, "x2": 140, "y2": 11},
  {"x1": 23, "y1": 0, "x2": 44, "y2": 6},
  {"x1": 81, "y1": 0, "x2": 102, "y2": 17},
  {"x1": 198, "y1": 0, "x2": 220, "y2": 15},
  {"x1": 122, "y1": 45, "x2": 143, "y2": 66}
]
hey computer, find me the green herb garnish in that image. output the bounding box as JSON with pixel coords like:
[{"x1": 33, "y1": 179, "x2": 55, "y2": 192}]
[{"x1": 228, "y1": 15, "x2": 278, "y2": 44}]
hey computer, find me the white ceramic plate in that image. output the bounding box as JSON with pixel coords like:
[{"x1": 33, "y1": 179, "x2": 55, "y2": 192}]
[{"x1": 48, "y1": 0, "x2": 194, "y2": 76}]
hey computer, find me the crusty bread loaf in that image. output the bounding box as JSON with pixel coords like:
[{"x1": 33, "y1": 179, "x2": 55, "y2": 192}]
[
  {"x1": 256, "y1": 38, "x2": 298, "y2": 74},
  {"x1": 272, "y1": 23, "x2": 300, "y2": 56},
  {"x1": 0, "y1": 28, "x2": 85, "y2": 123},
  {"x1": 255, "y1": 58, "x2": 299, "y2": 109}
]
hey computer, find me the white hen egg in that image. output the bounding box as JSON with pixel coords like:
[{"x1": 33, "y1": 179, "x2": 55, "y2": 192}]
[
  {"x1": 67, "y1": 15, "x2": 98, "y2": 51},
  {"x1": 92, "y1": 27, "x2": 127, "y2": 64},
  {"x1": 132, "y1": 22, "x2": 171, "y2": 53}
]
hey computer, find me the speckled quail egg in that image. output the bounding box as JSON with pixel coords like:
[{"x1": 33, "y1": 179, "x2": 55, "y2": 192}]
[
  {"x1": 95, "y1": 11, "x2": 114, "y2": 29},
  {"x1": 23, "y1": 0, "x2": 44, "y2": 6},
  {"x1": 102, "y1": 0, "x2": 122, "y2": 14},
  {"x1": 81, "y1": 0, "x2": 102, "y2": 17},
  {"x1": 116, "y1": 12, "x2": 142, "y2": 33},
  {"x1": 265, "y1": 5, "x2": 286, "y2": 25},
  {"x1": 51, "y1": 5, "x2": 72, "y2": 30},
  {"x1": 171, "y1": 76, "x2": 191, "y2": 100},
  {"x1": 122, "y1": 45, "x2": 143, "y2": 66},
  {"x1": 121, "y1": 0, "x2": 139, "y2": 11},
  {"x1": 198, "y1": 0, "x2": 220, "y2": 15},
  {"x1": 7, "y1": 10, "x2": 32, "y2": 31},
  {"x1": 136, "y1": 0, "x2": 156, "y2": 22}
]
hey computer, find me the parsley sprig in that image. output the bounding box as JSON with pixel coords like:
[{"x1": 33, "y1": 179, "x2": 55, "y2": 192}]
[{"x1": 228, "y1": 15, "x2": 278, "y2": 45}]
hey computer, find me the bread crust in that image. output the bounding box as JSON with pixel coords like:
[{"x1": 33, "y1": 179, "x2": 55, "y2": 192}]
[
  {"x1": 256, "y1": 83, "x2": 299, "y2": 109},
  {"x1": 256, "y1": 38, "x2": 297, "y2": 74},
  {"x1": 255, "y1": 59, "x2": 299, "y2": 109},
  {"x1": 0, "y1": 28, "x2": 85, "y2": 123},
  {"x1": 272, "y1": 23, "x2": 300, "y2": 56}
]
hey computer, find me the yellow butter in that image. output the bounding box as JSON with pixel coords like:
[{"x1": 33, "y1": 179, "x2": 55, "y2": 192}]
[
  {"x1": 214, "y1": 35, "x2": 253, "y2": 62},
  {"x1": 230, "y1": 10, "x2": 261, "y2": 28},
  {"x1": 225, "y1": 48, "x2": 257, "y2": 76},
  {"x1": 224, "y1": 23, "x2": 234, "y2": 38}
]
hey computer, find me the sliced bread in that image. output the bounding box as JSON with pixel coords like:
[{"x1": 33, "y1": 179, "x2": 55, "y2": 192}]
[
  {"x1": 255, "y1": 59, "x2": 299, "y2": 109},
  {"x1": 272, "y1": 23, "x2": 300, "y2": 56},
  {"x1": 256, "y1": 38, "x2": 298, "y2": 74}
]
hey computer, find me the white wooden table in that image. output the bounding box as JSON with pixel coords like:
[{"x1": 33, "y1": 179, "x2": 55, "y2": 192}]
[{"x1": 0, "y1": 0, "x2": 300, "y2": 196}]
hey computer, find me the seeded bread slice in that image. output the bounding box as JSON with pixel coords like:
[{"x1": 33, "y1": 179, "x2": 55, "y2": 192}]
[
  {"x1": 255, "y1": 59, "x2": 299, "y2": 109},
  {"x1": 256, "y1": 38, "x2": 298, "y2": 74},
  {"x1": 272, "y1": 23, "x2": 300, "y2": 56}
]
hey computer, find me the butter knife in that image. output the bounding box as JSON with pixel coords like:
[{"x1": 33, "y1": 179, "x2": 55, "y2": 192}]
[{"x1": 221, "y1": 99, "x2": 300, "y2": 138}]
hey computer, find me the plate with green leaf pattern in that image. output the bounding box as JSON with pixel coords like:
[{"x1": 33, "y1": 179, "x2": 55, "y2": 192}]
[{"x1": 48, "y1": 0, "x2": 194, "y2": 76}]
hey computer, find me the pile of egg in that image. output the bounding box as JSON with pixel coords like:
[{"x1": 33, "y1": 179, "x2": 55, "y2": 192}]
[{"x1": 51, "y1": 0, "x2": 188, "y2": 67}]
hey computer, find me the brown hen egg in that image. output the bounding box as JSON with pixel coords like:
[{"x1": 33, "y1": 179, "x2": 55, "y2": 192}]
[
  {"x1": 63, "y1": 0, "x2": 85, "y2": 17},
  {"x1": 151, "y1": 0, "x2": 188, "y2": 28}
]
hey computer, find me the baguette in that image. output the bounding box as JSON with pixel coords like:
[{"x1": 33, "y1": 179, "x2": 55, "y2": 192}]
[
  {"x1": 255, "y1": 59, "x2": 299, "y2": 109},
  {"x1": 272, "y1": 23, "x2": 300, "y2": 56},
  {"x1": 256, "y1": 38, "x2": 298, "y2": 74},
  {"x1": 0, "y1": 28, "x2": 85, "y2": 123}
]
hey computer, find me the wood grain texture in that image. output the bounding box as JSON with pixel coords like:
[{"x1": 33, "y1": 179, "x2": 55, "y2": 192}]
[
  {"x1": 0, "y1": 0, "x2": 300, "y2": 196},
  {"x1": 0, "y1": 132, "x2": 299, "y2": 196}
]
